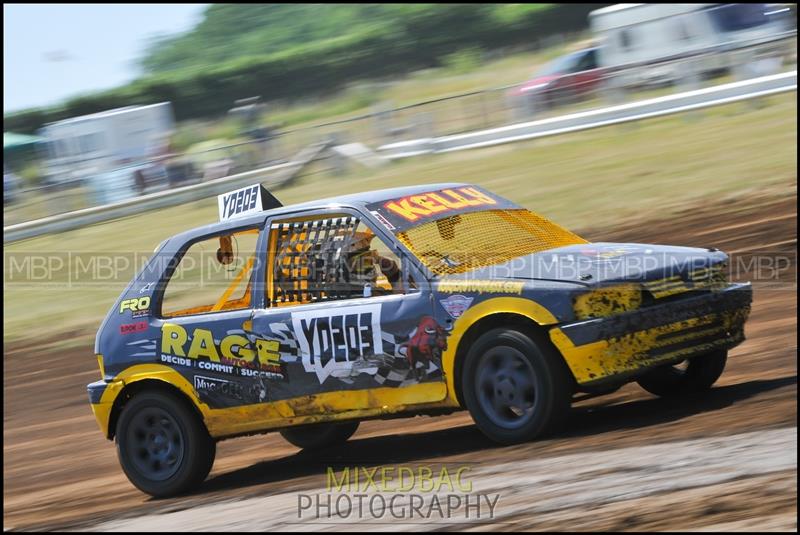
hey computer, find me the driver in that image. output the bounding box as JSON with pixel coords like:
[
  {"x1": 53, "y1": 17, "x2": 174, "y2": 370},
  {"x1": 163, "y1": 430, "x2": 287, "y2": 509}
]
[{"x1": 343, "y1": 229, "x2": 401, "y2": 294}]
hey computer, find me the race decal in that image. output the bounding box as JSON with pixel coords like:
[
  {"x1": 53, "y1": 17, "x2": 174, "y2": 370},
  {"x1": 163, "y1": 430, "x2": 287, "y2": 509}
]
[
  {"x1": 160, "y1": 323, "x2": 286, "y2": 380},
  {"x1": 437, "y1": 280, "x2": 525, "y2": 295},
  {"x1": 218, "y1": 184, "x2": 261, "y2": 221},
  {"x1": 365, "y1": 186, "x2": 519, "y2": 232},
  {"x1": 439, "y1": 294, "x2": 473, "y2": 319},
  {"x1": 119, "y1": 321, "x2": 148, "y2": 335},
  {"x1": 217, "y1": 183, "x2": 280, "y2": 221},
  {"x1": 370, "y1": 210, "x2": 396, "y2": 231},
  {"x1": 120, "y1": 297, "x2": 151, "y2": 318},
  {"x1": 193, "y1": 374, "x2": 267, "y2": 405},
  {"x1": 139, "y1": 282, "x2": 154, "y2": 294},
  {"x1": 291, "y1": 303, "x2": 383, "y2": 383}
]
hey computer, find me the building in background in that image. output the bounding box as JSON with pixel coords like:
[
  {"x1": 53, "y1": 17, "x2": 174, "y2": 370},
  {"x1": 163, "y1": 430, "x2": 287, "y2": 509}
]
[
  {"x1": 37, "y1": 102, "x2": 175, "y2": 202},
  {"x1": 589, "y1": 3, "x2": 794, "y2": 87}
]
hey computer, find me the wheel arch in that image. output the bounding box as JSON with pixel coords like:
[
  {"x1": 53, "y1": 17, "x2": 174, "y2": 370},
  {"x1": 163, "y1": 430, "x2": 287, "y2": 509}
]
[
  {"x1": 104, "y1": 367, "x2": 208, "y2": 440},
  {"x1": 442, "y1": 297, "x2": 575, "y2": 407}
]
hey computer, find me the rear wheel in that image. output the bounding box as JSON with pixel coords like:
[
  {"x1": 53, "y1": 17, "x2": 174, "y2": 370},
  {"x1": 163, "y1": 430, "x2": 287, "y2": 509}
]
[
  {"x1": 280, "y1": 421, "x2": 360, "y2": 451},
  {"x1": 462, "y1": 328, "x2": 572, "y2": 445},
  {"x1": 116, "y1": 390, "x2": 215, "y2": 498},
  {"x1": 636, "y1": 350, "x2": 728, "y2": 397}
]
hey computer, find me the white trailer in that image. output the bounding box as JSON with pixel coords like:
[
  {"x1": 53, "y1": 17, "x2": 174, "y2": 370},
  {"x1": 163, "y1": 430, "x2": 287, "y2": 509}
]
[
  {"x1": 589, "y1": 4, "x2": 794, "y2": 86},
  {"x1": 38, "y1": 102, "x2": 175, "y2": 187}
]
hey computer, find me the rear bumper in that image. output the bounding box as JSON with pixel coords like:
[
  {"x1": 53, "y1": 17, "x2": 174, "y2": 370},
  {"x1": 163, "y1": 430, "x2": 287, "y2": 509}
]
[{"x1": 550, "y1": 283, "x2": 752, "y2": 385}]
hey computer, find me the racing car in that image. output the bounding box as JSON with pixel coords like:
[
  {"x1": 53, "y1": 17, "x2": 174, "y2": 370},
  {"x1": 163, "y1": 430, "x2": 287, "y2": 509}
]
[{"x1": 88, "y1": 183, "x2": 752, "y2": 497}]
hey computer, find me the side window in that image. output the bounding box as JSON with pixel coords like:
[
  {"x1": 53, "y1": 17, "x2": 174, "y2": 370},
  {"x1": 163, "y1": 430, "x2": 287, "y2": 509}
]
[
  {"x1": 268, "y1": 214, "x2": 405, "y2": 307},
  {"x1": 619, "y1": 29, "x2": 634, "y2": 51},
  {"x1": 161, "y1": 228, "x2": 260, "y2": 318},
  {"x1": 575, "y1": 50, "x2": 597, "y2": 72}
]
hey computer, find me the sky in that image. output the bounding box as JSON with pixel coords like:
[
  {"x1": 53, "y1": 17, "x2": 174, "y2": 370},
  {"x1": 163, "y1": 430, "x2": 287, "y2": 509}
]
[{"x1": 3, "y1": 4, "x2": 209, "y2": 114}]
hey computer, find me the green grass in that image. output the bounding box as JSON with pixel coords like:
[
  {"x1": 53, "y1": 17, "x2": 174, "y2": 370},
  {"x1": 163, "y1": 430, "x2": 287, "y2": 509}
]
[{"x1": 3, "y1": 93, "x2": 796, "y2": 344}]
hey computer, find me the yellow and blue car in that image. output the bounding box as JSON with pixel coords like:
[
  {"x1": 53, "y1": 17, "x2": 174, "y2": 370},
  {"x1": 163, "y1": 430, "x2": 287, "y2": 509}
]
[{"x1": 88, "y1": 183, "x2": 752, "y2": 496}]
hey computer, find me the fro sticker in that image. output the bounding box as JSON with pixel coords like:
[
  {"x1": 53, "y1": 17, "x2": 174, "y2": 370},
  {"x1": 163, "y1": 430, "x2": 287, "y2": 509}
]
[
  {"x1": 120, "y1": 296, "x2": 150, "y2": 313},
  {"x1": 439, "y1": 295, "x2": 473, "y2": 319}
]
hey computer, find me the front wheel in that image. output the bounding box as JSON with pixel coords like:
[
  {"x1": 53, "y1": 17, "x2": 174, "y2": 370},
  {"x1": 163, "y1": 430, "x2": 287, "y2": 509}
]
[
  {"x1": 116, "y1": 390, "x2": 216, "y2": 498},
  {"x1": 280, "y1": 421, "x2": 360, "y2": 451},
  {"x1": 462, "y1": 328, "x2": 572, "y2": 445},
  {"x1": 636, "y1": 350, "x2": 728, "y2": 397}
]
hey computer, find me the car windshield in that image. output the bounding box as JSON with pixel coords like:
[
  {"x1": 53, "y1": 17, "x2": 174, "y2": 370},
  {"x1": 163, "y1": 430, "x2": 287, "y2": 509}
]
[
  {"x1": 535, "y1": 51, "x2": 583, "y2": 77},
  {"x1": 705, "y1": 3, "x2": 770, "y2": 32},
  {"x1": 396, "y1": 209, "x2": 588, "y2": 276}
]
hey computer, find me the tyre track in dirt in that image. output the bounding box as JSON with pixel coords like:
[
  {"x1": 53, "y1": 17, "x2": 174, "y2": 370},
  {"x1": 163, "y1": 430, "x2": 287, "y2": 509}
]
[{"x1": 3, "y1": 194, "x2": 796, "y2": 531}]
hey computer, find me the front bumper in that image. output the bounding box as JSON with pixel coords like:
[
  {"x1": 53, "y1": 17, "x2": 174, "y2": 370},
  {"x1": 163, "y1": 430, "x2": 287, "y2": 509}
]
[
  {"x1": 550, "y1": 283, "x2": 752, "y2": 385},
  {"x1": 88, "y1": 379, "x2": 124, "y2": 439}
]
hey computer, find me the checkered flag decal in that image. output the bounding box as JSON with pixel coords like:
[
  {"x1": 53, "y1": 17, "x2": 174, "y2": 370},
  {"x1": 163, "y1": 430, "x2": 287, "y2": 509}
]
[
  {"x1": 373, "y1": 331, "x2": 443, "y2": 387},
  {"x1": 256, "y1": 322, "x2": 441, "y2": 387},
  {"x1": 267, "y1": 322, "x2": 300, "y2": 362}
]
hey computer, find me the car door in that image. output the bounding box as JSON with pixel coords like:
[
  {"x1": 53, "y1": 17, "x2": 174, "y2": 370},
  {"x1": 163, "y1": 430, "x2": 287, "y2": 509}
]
[
  {"x1": 153, "y1": 225, "x2": 268, "y2": 409},
  {"x1": 249, "y1": 207, "x2": 448, "y2": 416},
  {"x1": 569, "y1": 49, "x2": 602, "y2": 97}
]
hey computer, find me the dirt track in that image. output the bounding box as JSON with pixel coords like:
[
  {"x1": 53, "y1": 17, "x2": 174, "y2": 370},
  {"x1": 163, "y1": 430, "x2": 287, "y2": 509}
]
[{"x1": 3, "y1": 195, "x2": 797, "y2": 531}]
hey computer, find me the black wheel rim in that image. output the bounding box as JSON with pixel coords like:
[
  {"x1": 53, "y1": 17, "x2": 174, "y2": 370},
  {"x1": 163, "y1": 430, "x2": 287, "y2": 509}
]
[
  {"x1": 476, "y1": 346, "x2": 538, "y2": 429},
  {"x1": 126, "y1": 407, "x2": 184, "y2": 481}
]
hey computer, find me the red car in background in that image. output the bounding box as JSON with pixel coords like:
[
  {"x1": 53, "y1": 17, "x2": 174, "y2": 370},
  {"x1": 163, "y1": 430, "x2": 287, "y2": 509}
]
[{"x1": 511, "y1": 47, "x2": 605, "y2": 111}]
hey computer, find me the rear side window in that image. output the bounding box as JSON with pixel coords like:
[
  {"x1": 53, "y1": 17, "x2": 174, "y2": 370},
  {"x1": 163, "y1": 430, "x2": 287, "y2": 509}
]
[
  {"x1": 161, "y1": 229, "x2": 260, "y2": 318},
  {"x1": 619, "y1": 29, "x2": 634, "y2": 51}
]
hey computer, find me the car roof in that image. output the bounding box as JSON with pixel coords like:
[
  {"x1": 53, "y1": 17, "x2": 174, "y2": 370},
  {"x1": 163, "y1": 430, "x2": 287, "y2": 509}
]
[{"x1": 165, "y1": 182, "x2": 471, "y2": 245}]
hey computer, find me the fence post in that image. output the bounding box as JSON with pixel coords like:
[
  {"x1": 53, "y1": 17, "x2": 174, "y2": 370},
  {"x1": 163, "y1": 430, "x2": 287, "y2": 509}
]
[
  {"x1": 328, "y1": 132, "x2": 348, "y2": 176},
  {"x1": 372, "y1": 103, "x2": 393, "y2": 143},
  {"x1": 481, "y1": 91, "x2": 489, "y2": 129},
  {"x1": 680, "y1": 56, "x2": 703, "y2": 122}
]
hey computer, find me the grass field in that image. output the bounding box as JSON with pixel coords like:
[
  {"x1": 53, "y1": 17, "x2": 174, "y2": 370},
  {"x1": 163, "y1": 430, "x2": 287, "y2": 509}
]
[{"x1": 3, "y1": 92, "x2": 796, "y2": 344}]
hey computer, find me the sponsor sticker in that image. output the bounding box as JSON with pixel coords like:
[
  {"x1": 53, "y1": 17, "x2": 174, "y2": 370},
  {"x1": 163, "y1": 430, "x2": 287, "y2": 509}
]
[
  {"x1": 383, "y1": 187, "x2": 498, "y2": 223},
  {"x1": 120, "y1": 296, "x2": 150, "y2": 313},
  {"x1": 159, "y1": 323, "x2": 286, "y2": 380},
  {"x1": 365, "y1": 186, "x2": 519, "y2": 232},
  {"x1": 439, "y1": 295, "x2": 473, "y2": 319},
  {"x1": 193, "y1": 375, "x2": 266, "y2": 402},
  {"x1": 139, "y1": 282, "x2": 154, "y2": 294},
  {"x1": 370, "y1": 210, "x2": 396, "y2": 231},
  {"x1": 291, "y1": 303, "x2": 383, "y2": 383},
  {"x1": 119, "y1": 321, "x2": 148, "y2": 335},
  {"x1": 437, "y1": 280, "x2": 524, "y2": 295}
]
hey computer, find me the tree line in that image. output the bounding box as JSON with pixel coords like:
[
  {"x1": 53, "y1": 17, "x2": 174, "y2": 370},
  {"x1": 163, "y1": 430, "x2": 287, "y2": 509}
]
[{"x1": 5, "y1": 4, "x2": 606, "y2": 133}]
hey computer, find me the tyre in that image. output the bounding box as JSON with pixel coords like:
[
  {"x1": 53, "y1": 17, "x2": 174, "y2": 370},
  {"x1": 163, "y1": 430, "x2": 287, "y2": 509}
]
[
  {"x1": 116, "y1": 390, "x2": 216, "y2": 498},
  {"x1": 280, "y1": 421, "x2": 360, "y2": 451},
  {"x1": 636, "y1": 350, "x2": 727, "y2": 397},
  {"x1": 461, "y1": 328, "x2": 572, "y2": 445}
]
